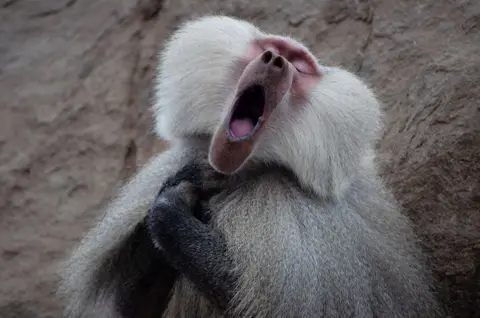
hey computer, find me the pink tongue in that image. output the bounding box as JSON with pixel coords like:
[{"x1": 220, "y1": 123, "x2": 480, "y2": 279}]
[{"x1": 230, "y1": 119, "x2": 254, "y2": 138}]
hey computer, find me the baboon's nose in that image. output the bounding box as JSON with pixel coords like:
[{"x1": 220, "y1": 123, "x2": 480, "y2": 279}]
[{"x1": 261, "y1": 50, "x2": 285, "y2": 69}]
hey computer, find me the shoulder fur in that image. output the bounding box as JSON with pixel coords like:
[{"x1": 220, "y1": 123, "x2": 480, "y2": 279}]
[{"x1": 58, "y1": 143, "x2": 201, "y2": 317}]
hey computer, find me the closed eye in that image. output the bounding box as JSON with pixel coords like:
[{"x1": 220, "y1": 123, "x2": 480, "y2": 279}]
[{"x1": 292, "y1": 59, "x2": 311, "y2": 74}]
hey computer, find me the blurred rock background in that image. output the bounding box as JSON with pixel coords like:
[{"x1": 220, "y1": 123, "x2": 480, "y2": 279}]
[{"x1": 0, "y1": 0, "x2": 478, "y2": 317}]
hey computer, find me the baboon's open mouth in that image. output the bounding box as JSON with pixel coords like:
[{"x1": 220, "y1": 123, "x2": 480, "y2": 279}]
[
  {"x1": 209, "y1": 49, "x2": 294, "y2": 174},
  {"x1": 227, "y1": 84, "x2": 266, "y2": 140}
]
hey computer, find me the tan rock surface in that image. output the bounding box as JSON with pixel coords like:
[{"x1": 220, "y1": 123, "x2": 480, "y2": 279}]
[{"x1": 0, "y1": 0, "x2": 478, "y2": 317}]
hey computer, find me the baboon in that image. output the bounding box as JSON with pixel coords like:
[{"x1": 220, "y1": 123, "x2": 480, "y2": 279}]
[{"x1": 59, "y1": 15, "x2": 442, "y2": 318}]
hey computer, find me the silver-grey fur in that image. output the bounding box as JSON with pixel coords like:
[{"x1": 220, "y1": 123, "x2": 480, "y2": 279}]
[{"x1": 58, "y1": 15, "x2": 441, "y2": 317}]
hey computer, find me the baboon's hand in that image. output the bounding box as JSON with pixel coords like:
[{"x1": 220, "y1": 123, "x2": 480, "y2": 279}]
[
  {"x1": 146, "y1": 167, "x2": 199, "y2": 252},
  {"x1": 145, "y1": 160, "x2": 236, "y2": 310},
  {"x1": 153, "y1": 163, "x2": 203, "y2": 209},
  {"x1": 152, "y1": 159, "x2": 228, "y2": 209},
  {"x1": 146, "y1": 160, "x2": 228, "y2": 246},
  {"x1": 196, "y1": 159, "x2": 229, "y2": 196}
]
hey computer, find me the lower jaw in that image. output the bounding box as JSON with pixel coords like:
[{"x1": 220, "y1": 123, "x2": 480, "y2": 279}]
[{"x1": 209, "y1": 118, "x2": 263, "y2": 174}]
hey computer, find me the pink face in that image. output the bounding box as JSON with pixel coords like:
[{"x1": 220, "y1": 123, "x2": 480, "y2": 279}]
[
  {"x1": 208, "y1": 36, "x2": 322, "y2": 174},
  {"x1": 242, "y1": 37, "x2": 322, "y2": 97}
]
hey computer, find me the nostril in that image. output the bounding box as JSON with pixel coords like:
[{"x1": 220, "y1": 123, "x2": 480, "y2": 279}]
[
  {"x1": 273, "y1": 56, "x2": 283, "y2": 69},
  {"x1": 262, "y1": 51, "x2": 273, "y2": 63}
]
